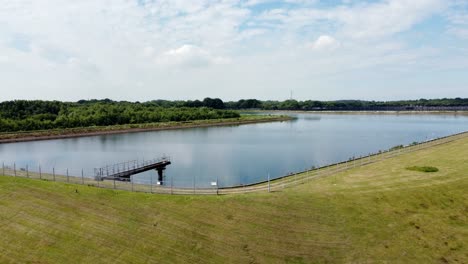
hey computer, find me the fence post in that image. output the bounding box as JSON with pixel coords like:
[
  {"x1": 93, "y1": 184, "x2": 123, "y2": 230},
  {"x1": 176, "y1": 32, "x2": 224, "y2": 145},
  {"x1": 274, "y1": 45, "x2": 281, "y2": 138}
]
[
  {"x1": 2, "y1": 162, "x2": 4, "y2": 176},
  {"x1": 268, "y1": 173, "x2": 270, "y2": 193},
  {"x1": 170, "y1": 175, "x2": 173, "y2": 195},
  {"x1": 26, "y1": 165, "x2": 29, "y2": 178},
  {"x1": 131, "y1": 176, "x2": 134, "y2": 192},
  {"x1": 67, "y1": 169, "x2": 69, "y2": 182},
  {"x1": 14, "y1": 163, "x2": 16, "y2": 177},
  {"x1": 39, "y1": 165, "x2": 42, "y2": 179},
  {"x1": 81, "y1": 169, "x2": 84, "y2": 184},
  {"x1": 53, "y1": 168, "x2": 55, "y2": 181},
  {"x1": 113, "y1": 178, "x2": 116, "y2": 189},
  {"x1": 150, "y1": 174, "x2": 153, "y2": 194}
]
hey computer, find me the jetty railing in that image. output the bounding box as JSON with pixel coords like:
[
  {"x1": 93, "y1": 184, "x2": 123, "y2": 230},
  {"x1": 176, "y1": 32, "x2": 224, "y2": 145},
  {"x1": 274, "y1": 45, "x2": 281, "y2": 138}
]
[{"x1": 1, "y1": 131, "x2": 467, "y2": 195}]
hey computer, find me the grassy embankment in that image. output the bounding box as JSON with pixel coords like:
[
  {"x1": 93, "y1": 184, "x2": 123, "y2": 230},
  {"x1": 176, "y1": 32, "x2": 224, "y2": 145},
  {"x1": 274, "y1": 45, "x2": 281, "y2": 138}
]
[
  {"x1": 0, "y1": 136, "x2": 467, "y2": 263},
  {"x1": 0, "y1": 114, "x2": 290, "y2": 143}
]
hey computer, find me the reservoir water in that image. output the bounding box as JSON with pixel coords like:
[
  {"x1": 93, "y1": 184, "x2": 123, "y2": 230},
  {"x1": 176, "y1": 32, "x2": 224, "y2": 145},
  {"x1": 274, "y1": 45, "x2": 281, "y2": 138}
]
[{"x1": 1, "y1": 112, "x2": 468, "y2": 187}]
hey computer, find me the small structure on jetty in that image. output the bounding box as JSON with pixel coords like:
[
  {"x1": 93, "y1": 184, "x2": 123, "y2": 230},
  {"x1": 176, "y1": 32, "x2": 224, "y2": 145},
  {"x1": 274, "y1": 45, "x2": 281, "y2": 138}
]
[{"x1": 94, "y1": 157, "x2": 171, "y2": 183}]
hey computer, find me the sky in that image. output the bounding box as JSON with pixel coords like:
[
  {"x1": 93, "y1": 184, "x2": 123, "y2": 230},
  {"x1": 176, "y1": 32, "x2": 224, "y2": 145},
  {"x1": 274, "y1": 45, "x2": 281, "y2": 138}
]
[{"x1": 0, "y1": 0, "x2": 467, "y2": 102}]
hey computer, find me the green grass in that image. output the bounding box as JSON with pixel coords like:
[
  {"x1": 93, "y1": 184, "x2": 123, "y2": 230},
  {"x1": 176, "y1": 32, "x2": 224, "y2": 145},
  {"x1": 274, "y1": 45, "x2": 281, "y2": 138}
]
[
  {"x1": 406, "y1": 166, "x2": 439, "y2": 172},
  {"x1": 0, "y1": 136, "x2": 467, "y2": 263}
]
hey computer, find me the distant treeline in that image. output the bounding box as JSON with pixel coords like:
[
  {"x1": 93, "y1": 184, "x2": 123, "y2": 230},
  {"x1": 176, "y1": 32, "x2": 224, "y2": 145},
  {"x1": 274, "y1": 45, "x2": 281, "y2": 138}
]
[
  {"x1": 88, "y1": 97, "x2": 466, "y2": 111},
  {"x1": 0, "y1": 99, "x2": 239, "y2": 132},
  {"x1": 224, "y1": 98, "x2": 468, "y2": 111}
]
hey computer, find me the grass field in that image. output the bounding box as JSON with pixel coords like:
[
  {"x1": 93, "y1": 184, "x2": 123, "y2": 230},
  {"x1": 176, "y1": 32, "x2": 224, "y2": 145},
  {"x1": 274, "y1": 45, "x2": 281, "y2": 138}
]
[{"x1": 0, "y1": 136, "x2": 467, "y2": 263}]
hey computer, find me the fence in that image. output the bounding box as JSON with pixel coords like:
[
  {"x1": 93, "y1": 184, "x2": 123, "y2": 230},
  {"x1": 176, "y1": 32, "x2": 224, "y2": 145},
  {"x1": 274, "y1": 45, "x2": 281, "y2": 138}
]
[{"x1": 1, "y1": 131, "x2": 467, "y2": 195}]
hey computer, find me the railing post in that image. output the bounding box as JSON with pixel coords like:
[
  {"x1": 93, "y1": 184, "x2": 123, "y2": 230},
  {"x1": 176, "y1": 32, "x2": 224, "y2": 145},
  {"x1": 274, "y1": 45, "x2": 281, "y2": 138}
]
[
  {"x1": 193, "y1": 174, "x2": 196, "y2": 194},
  {"x1": 150, "y1": 174, "x2": 153, "y2": 194},
  {"x1": 268, "y1": 173, "x2": 270, "y2": 193}
]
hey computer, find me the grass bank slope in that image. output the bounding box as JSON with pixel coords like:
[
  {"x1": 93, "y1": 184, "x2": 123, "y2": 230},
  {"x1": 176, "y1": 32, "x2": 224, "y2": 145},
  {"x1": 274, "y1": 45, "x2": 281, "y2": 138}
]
[{"x1": 0, "y1": 137, "x2": 467, "y2": 263}]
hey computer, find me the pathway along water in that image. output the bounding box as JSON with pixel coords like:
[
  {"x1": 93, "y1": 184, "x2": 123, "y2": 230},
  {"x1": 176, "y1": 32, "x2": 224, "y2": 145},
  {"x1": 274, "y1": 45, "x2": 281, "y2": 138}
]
[{"x1": 1, "y1": 112, "x2": 468, "y2": 188}]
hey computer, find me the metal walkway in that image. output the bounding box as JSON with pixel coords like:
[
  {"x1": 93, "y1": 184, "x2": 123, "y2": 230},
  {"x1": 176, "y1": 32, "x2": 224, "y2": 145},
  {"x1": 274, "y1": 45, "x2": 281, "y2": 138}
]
[{"x1": 95, "y1": 157, "x2": 171, "y2": 182}]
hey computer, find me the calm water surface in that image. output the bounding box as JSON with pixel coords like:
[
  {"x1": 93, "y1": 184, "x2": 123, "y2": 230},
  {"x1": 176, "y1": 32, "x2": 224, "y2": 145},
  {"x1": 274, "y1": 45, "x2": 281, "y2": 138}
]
[{"x1": 1, "y1": 113, "x2": 467, "y2": 187}]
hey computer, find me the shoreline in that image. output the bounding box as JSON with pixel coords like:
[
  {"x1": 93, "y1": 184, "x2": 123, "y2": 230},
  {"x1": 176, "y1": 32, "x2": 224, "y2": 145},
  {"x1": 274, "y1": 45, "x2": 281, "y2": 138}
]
[{"x1": 0, "y1": 116, "x2": 291, "y2": 144}]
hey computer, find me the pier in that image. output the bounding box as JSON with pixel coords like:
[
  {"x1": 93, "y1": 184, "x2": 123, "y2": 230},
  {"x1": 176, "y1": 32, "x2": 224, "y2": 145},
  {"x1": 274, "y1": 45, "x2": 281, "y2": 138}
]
[{"x1": 95, "y1": 157, "x2": 171, "y2": 183}]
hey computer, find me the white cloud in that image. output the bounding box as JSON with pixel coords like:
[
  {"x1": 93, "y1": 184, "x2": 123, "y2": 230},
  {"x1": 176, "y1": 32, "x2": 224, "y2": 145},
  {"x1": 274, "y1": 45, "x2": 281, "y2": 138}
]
[
  {"x1": 336, "y1": 0, "x2": 447, "y2": 39},
  {"x1": 310, "y1": 35, "x2": 340, "y2": 51},
  {"x1": 156, "y1": 44, "x2": 229, "y2": 68},
  {"x1": 446, "y1": 1, "x2": 468, "y2": 38},
  {"x1": 242, "y1": 0, "x2": 273, "y2": 7}
]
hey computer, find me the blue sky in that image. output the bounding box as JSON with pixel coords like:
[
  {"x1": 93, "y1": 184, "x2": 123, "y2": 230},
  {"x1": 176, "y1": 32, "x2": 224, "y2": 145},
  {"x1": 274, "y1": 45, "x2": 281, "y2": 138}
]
[{"x1": 0, "y1": 0, "x2": 467, "y2": 101}]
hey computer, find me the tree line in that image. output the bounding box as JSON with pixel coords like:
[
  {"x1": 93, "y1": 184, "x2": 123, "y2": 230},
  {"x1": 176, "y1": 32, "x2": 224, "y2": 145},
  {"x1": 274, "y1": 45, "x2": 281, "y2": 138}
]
[
  {"x1": 225, "y1": 98, "x2": 468, "y2": 110},
  {"x1": 0, "y1": 99, "x2": 238, "y2": 132}
]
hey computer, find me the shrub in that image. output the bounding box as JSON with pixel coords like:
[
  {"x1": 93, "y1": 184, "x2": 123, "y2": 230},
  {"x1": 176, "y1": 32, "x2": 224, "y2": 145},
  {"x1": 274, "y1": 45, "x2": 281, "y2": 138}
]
[{"x1": 406, "y1": 166, "x2": 439, "y2": 173}]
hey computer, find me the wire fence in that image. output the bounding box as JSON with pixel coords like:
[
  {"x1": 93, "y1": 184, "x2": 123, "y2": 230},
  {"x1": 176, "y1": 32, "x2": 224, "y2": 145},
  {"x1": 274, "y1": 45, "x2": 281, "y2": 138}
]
[{"x1": 1, "y1": 131, "x2": 467, "y2": 195}]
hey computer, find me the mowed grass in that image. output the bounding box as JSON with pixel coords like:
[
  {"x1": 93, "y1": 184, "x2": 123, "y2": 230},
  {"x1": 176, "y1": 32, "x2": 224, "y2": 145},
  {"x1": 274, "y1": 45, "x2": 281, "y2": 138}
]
[{"x1": 0, "y1": 137, "x2": 467, "y2": 263}]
